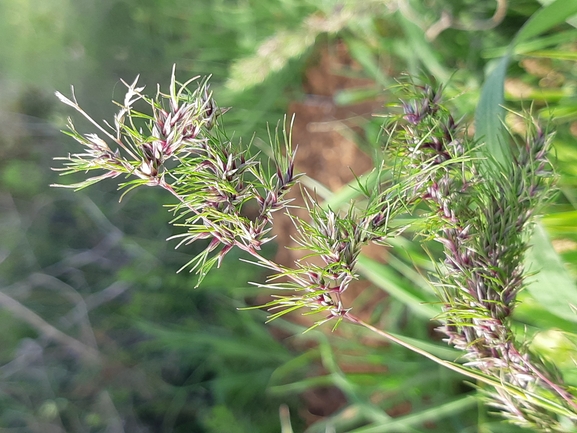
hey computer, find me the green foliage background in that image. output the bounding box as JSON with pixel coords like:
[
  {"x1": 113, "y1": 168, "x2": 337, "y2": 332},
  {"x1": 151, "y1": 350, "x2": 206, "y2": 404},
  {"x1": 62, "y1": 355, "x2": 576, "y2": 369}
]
[{"x1": 1, "y1": 0, "x2": 576, "y2": 432}]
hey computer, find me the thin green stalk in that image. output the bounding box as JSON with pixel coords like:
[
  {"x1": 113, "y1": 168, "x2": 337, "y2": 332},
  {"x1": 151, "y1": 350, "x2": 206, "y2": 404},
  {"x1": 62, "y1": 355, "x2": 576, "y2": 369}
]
[{"x1": 346, "y1": 314, "x2": 577, "y2": 420}]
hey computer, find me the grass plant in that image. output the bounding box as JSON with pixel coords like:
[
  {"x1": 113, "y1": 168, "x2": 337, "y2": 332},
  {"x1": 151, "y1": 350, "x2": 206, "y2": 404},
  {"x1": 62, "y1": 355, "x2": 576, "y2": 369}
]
[
  {"x1": 52, "y1": 61, "x2": 577, "y2": 431},
  {"x1": 3, "y1": 0, "x2": 577, "y2": 431}
]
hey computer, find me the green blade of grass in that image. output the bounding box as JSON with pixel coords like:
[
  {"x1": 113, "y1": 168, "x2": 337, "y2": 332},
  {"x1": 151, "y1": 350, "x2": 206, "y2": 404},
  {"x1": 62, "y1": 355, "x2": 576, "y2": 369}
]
[
  {"x1": 475, "y1": 54, "x2": 511, "y2": 166},
  {"x1": 542, "y1": 210, "x2": 577, "y2": 235},
  {"x1": 303, "y1": 404, "x2": 390, "y2": 433},
  {"x1": 345, "y1": 37, "x2": 390, "y2": 87},
  {"x1": 348, "y1": 395, "x2": 477, "y2": 433},
  {"x1": 357, "y1": 255, "x2": 440, "y2": 319},
  {"x1": 384, "y1": 331, "x2": 462, "y2": 361},
  {"x1": 482, "y1": 29, "x2": 577, "y2": 58},
  {"x1": 397, "y1": 13, "x2": 451, "y2": 82},
  {"x1": 525, "y1": 223, "x2": 577, "y2": 323},
  {"x1": 475, "y1": 0, "x2": 577, "y2": 167},
  {"x1": 321, "y1": 169, "x2": 388, "y2": 211},
  {"x1": 524, "y1": 50, "x2": 577, "y2": 60},
  {"x1": 515, "y1": 0, "x2": 577, "y2": 46},
  {"x1": 514, "y1": 292, "x2": 577, "y2": 333}
]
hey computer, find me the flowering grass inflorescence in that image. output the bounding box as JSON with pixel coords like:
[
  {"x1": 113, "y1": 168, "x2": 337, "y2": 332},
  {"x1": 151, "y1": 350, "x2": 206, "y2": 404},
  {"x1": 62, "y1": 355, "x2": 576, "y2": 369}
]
[
  {"x1": 387, "y1": 79, "x2": 576, "y2": 431},
  {"x1": 53, "y1": 68, "x2": 577, "y2": 431},
  {"x1": 54, "y1": 66, "x2": 301, "y2": 286}
]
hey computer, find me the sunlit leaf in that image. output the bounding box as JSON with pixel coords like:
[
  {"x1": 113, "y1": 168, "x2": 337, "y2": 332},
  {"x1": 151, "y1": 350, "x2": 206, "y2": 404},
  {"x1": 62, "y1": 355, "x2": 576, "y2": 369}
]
[
  {"x1": 356, "y1": 255, "x2": 439, "y2": 319},
  {"x1": 525, "y1": 223, "x2": 577, "y2": 323},
  {"x1": 475, "y1": 0, "x2": 577, "y2": 167}
]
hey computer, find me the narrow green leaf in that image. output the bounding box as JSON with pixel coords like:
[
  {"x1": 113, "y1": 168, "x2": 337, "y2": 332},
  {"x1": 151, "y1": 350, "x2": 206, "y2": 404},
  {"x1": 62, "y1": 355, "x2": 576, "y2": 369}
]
[
  {"x1": 345, "y1": 37, "x2": 389, "y2": 86},
  {"x1": 475, "y1": 55, "x2": 511, "y2": 167},
  {"x1": 269, "y1": 375, "x2": 337, "y2": 395},
  {"x1": 321, "y1": 169, "x2": 386, "y2": 211},
  {"x1": 542, "y1": 210, "x2": 577, "y2": 235},
  {"x1": 356, "y1": 255, "x2": 439, "y2": 319},
  {"x1": 506, "y1": 87, "x2": 567, "y2": 102},
  {"x1": 475, "y1": 0, "x2": 577, "y2": 167},
  {"x1": 397, "y1": 14, "x2": 450, "y2": 82},
  {"x1": 348, "y1": 395, "x2": 477, "y2": 433},
  {"x1": 525, "y1": 50, "x2": 577, "y2": 60},
  {"x1": 525, "y1": 223, "x2": 577, "y2": 323},
  {"x1": 539, "y1": 104, "x2": 577, "y2": 120},
  {"x1": 482, "y1": 29, "x2": 577, "y2": 58},
  {"x1": 514, "y1": 292, "x2": 577, "y2": 333},
  {"x1": 515, "y1": 0, "x2": 577, "y2": 45},
  {"x1": 303, "y1": 404, "x2": 387, "y2": 433},
  {"x1": 384, "y1": 331, "x2": 462, "y2": 361}
]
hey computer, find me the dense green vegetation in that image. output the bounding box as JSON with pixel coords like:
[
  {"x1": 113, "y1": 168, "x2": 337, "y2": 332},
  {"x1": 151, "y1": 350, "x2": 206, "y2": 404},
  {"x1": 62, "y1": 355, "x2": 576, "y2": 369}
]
[{"x1": 1, "y1": 0, "x2": 577, "y2": 432}]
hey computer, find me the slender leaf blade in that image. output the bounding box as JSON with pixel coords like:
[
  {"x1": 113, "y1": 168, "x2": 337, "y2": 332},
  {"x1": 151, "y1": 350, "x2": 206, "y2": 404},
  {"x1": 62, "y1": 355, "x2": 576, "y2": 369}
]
[
  {"x1": 475, "y1": 54, "x2": 511, "y2": 166},
  {"x1": 357, "y1": 255, "x2": 439, "y2": 319},
  {"x1": 525, "y1": 223, "x2": 577, "y2": 323},
  {"x1": 475, "y1": 0, "x2": 577, "y2": 166},
  {"x1": 515, "y1": 0, "x2": 577, "y2": 45}
]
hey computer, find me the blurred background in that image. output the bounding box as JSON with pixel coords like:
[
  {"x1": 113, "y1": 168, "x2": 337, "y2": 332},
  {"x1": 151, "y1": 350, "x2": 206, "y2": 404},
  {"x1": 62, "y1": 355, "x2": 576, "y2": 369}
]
[{"x1": 1, "y1": 0, "x2": 577, "y2": 432}]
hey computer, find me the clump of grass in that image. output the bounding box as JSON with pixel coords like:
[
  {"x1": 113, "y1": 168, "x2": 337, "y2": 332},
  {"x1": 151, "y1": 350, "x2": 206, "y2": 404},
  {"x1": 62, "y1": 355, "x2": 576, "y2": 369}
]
[{"x1": 53, "y1": 67, "x2": 577, "y2": 431}]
